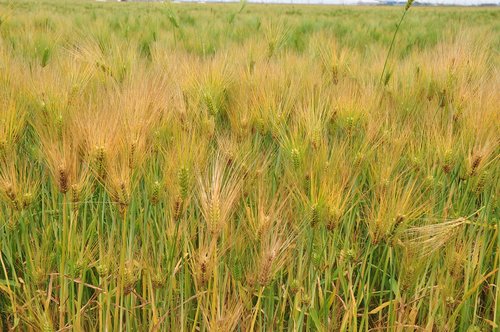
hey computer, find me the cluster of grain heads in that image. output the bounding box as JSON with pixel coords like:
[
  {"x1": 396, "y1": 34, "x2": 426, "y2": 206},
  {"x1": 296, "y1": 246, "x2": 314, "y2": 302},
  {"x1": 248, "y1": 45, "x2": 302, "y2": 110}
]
[
  {"x1": 251, "y1": 234, "x2": 293, "y2": 288},
  {"x1": 466, "y1": 141, "x2": 494, "y2": 177},
  {"x1": 162, "y1": 130, "x2": 208, "y2": 220},
  {"x1": 403, "y1": 216, "x2": 469, "y2": 257},
  {"x1": 366, "y1": 175, "x2": 425, "y2": 245},
  {"x1": 198, "y1": 154, "x2": 243, "y2": 238},
  {"x1": 148, "y1": 179, "x2": 162, "y2": 206},
  {"x1": 0, "y1": 158, "x2": 38, "y2": 228},
  {"x1": 244, "y1": 180, "x2": 289, "y2": 242},
  {"x1": 0, "y1": 3, "x2": 498, "y2": 331},
  {"x1": 296, "y1": 89, "x2": 331, "y2": 150},
  {"x1": 194, "y1": 60, "x2": 233, "y2": 122},
  {"x1": 263, "y1": 20, "x2": 290, "y2": 60},
  {"x1": 35, "y1": 119, "x2": 88, "y2": 197},
  {"x1": 325, "y1": 178, "x2": 354, "y2": 232},
  {"x1": 0, "y1": 95, "x2": 27, "y2": 159},
  {"x1": 191, "y1": 243, "x2": 216, "y2": 287},
  {"x1": 102, "y1": 146, "x2": 135, "y2": 214},
  {"x1": 312, "y1": 35, "x2": 351, "y2": 86},
  {"x1": 201, "y1": 297, "x2": 243, "y2": 332}
]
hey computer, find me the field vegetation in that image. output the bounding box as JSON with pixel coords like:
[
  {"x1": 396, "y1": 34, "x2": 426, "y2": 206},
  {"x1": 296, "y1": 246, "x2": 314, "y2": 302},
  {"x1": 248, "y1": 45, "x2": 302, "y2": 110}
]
[{"x1": 0, "y1": 0, "x2": 499, "y2": 330}]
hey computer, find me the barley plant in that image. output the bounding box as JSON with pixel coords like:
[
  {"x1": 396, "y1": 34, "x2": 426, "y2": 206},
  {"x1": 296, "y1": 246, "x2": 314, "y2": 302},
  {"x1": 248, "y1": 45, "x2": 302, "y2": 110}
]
[{"x1": 0, "y1": 0, "x2": 499, "y2": 331}]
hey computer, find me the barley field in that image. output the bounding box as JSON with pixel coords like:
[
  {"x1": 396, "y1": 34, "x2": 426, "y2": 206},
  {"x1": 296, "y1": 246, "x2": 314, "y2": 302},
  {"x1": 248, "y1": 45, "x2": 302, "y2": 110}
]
[{"x1": 0, "y1": 0, "x2": 499, "y2": 331}]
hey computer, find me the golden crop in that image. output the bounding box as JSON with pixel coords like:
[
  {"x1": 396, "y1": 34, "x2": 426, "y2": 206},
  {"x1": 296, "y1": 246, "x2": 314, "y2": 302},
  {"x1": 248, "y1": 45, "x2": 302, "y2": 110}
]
[{"x1": 0, "y1": 1, "x2": 498, "y2": 331}]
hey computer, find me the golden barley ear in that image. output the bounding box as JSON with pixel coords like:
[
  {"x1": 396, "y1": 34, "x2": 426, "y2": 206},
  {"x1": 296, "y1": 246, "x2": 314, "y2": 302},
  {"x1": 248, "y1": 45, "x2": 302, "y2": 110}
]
[
  {"x1": 198, "y1": 153, "x2": 245, "y2": 239},
  {"x1": 402, "y1": 217, "x2": 470, "y2": 258}
]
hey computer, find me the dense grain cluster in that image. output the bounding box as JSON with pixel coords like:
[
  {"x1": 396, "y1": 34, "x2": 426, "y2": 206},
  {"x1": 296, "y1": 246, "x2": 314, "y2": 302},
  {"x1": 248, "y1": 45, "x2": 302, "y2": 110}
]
[{"x1": 0, "y1": 1, "x2": 499, "y2": 331}]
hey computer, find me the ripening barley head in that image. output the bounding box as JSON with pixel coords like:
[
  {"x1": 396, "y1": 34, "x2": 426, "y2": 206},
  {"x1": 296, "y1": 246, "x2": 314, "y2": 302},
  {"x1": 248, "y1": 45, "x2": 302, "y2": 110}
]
[
  {"x1": 0, "y1": 157, "x2": 39, "y2": 212},
  {"x1": 466, "y1": 141, "x2": 494, "y2": 177},
  {"x1": 244, "y1": 180, "x2": 289, "y2": 242},
  {"x1": 148, "y1": 180, "x2": 162, "y2": 206},
  {"x1": 405, "y1": 0, "x2": 415, "y2": 10},
  {"x1": 256, "y1": 237, "x2": 291, "y2": 287},
  {"x1": 296, "y1": 87, "x2": 330, "y2": 150},
  {"x1": 122, "y1": 260, "x2": 141, "y2": 295},
  {"x1": 32, "y1": 101, "x2": 94, "y2": 197},
  {"x1": 198, "y1": 154, "x2": 244, "y2": 238},
  {"x1": 189, "y1": 243, "x2": 216, "y2": 288},
  {"x1": 100, "y1": 142, "x2": 138, "y2": 215},
  {"x1": 366, "y1": 178, "x2": 426, "y2": 245},
  {"x1": 202, "y1": 296, "x2": 243, "y2": 332},
  {"x1": 325, "y1": 182, "x2": 354, "y2": 232},
  {"x1": 0, "y1": 96, "x2": 27, "y2": 158},
  {"x1": 402, "y1": 217, "x2": 468, "y2": 258}
]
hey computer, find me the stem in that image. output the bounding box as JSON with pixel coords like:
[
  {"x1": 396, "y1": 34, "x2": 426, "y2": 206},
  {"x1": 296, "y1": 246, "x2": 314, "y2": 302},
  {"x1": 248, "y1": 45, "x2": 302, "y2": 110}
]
[
  {"x1": 114, "y1": 207, "x2": 128, "y2": 331},
  {"x1": 73, "y1": 209, "x2": 85, "y2": 330},
  {"x1": 250, "y1": 287, "x2": 264, "y2": 331},
  {"x1": 379, "y1": 9, "x2": 408, "y2": 84},
  {"x1": 59, "y1": 193, "x2": 68, "y2": 330},
  {"x1": 0, "y1": 248, "x2": 17, "y2": 324}
]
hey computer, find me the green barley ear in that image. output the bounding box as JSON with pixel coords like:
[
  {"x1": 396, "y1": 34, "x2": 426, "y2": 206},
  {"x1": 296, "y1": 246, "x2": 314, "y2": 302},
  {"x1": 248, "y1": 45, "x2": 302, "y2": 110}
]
[
  {"x1": 380, "y1": 0, "x2": 414, "y2": 83},
  {"x1": 118, "y1": 181, "x2": 129, "y2": 214},
  {"x1": 326, "y1": 207, "x2": 341, "y2": 231},
  {"x1": 94, "y1": 146, "x2": 107, "y2": 180},
  {"x1": 41, "y1": 47, "x2": 51, "y2": 68},
  {"x1": 249, "y1": 58, "x2": 256, "y2": 73},
  {"x1": 123, "y1": 263, "x2": 138, "y2": 295},
  {"x1": 70, "y1": 184, "x2": 80, "y2": 210},
  {"x1": 208, "y1": 198, "x2": 221, "y2": 236},
  {"x1": 152, "y1": 269, "x2": 166, "y2": 289},
  {"x1": 310, "y1": 128, "x2": 321, "y2": 150},
  {"x1": 255, "y1": 116, "x2": 265, "y2": 134},
  {"x1": 310, "y1": 203, "x2": 320, "y2": 228},
  {"x1": 383, "y1": 71, "x2": 392, "y2": 86},
  {"x1": 152, "y1": 130, "x2": 161, "y2": 154},
  {"x1": 41, "y1": 312, "x2": 55, "y2": 332},
  {"x1": 301, "y1": 294, "x2": 312, "y2": 308},
  {"x1": 291, "y1": 147, "x2": 300, "y2": 169},
  {"x1": 0, "y1": 140, "x2": 7, "y2": 160},
  {"x1": 128, "y1": 139, "x2": 137, "y2": 170},
  {"x1": 204, "y1": 91, "x2": 215, "y2": 115},
  {"x1": 410, "y1": 155, "x2": 421, "y2": 172},
  {"x1": 149, "y1": 180, "x2": 161, "y2": 205},
  {"x1": 354, "y1": 152, "x2": 365, "y2": 168},
  {"x1": 387, "y1": 214, "x2": 406, "y2": 243},
  {"x1": 4, "y1": 183, "x2": 20, "y2": 211},
  {"x1": 331, "y1": 64, "x2": 339, "y2": 84},
  {"x1": 178, "y1": 166, "x2": 189, "y2": 200},
  {"x1": 405, "y1": 0, "x2": 415, "y2": 11},
  {"x1": 475, "y1": 170, "x2": 488, "y2": 194},
  {"x1": 304, "y1": 174, "x2": 311, "y2": 194},
  {"x1": 339, "y1": 248, "x2": 356, "y2": 265},
  {"x1": 344, "y1": 116, "x2": 355, "y2": 135},
  {"x1": 443, "y1": 149, "x2": 453, "y2": 174},
  {"x1": 22, "y1": 192, "x2": 33, "y2": 209},
  {"x1": 56, "y1": 114, "x2": 63, "y2": 140},
  {"x1": 231, "y1": 259, "x2": 243, "y2": 281},
  {"x1": 424, "y1": 175, "x2": 435, "y2": 189},
  {"x1": 7, "y1": 218, "x2": 18, "y2": 231},
  {"x1": 289, "y1": 279, "x2": 301, "y2": 294},
  {"x1": 96, "y1": 263, "x2": 110, "y2": 278},
  {"x1": 438, "y1": 89, "x2": 447, "y2": 108},
  {"x1": 311, "y1": 242, "x2": 322, "y2": 268},
  {"x1": 32, "y1": 266, "x2": 47, "y2": 288}
]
